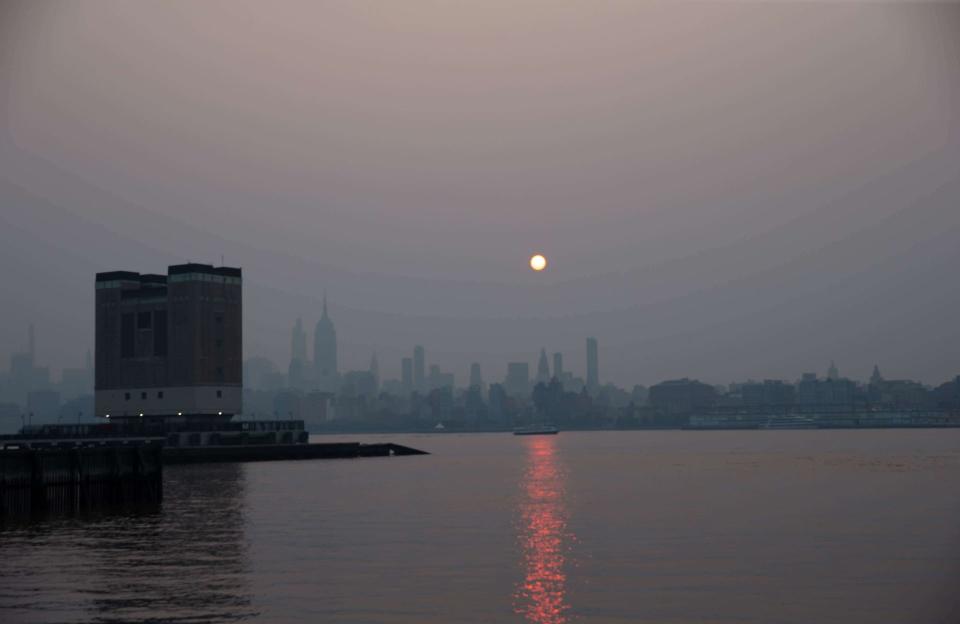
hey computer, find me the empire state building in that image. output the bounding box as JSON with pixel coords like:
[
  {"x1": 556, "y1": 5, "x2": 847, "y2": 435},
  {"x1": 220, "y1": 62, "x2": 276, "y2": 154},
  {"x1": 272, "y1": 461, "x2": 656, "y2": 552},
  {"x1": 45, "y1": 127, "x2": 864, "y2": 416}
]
[{"x1": 313, "y1": 294, "x2": 338, "y2": 392}]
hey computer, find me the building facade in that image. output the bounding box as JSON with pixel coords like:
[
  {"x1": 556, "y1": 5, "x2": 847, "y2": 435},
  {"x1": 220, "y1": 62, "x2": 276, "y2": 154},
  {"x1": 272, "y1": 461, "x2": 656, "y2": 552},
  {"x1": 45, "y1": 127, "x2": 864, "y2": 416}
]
[
  {"x1": 94, "y1": 264, "x2": 242, "y2": 420},
  {"x1": 505, "y1": 362, "x2": 530, "y2": 398},
  {"x1": 536, "y1": 348, "x2": 550, "y2": 385},
  {"x1": 469, "y1": 362, "x2": 483, "y2": 391}
]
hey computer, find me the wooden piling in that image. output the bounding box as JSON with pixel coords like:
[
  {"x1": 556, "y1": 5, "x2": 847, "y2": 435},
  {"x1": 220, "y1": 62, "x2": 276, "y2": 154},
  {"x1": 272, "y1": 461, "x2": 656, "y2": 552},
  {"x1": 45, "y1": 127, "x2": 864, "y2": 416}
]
[{"x1": 0, "y1": 445, "x2": 163, "y2": 519}]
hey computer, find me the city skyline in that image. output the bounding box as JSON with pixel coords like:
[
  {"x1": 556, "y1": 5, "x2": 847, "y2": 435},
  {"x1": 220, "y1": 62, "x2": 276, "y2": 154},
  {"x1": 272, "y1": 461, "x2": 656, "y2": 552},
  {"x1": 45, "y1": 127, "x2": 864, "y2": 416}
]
[
  {"x1": 2, "y1": 4, "x2": 958, "y2": 623},
  {"x1": 7, "y1": 314, "x2": 960, "y2": 395}
]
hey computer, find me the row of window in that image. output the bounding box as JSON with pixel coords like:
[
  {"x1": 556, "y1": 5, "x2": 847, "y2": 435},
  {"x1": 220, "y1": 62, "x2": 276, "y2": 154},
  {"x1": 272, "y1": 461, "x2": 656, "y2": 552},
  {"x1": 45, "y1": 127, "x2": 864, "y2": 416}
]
[
  {"x1": 119, "y1": 311, "x2": 228, "y2": 359},
  {"x1": 168, "y1": 273, "x2": 241, "y2": 284},
  {"x1": 124, "y1": 390, "x2": 224, "y2": 400},
  {"x1": 121, "y1": 311, "x2": 167, "y2": 357}
]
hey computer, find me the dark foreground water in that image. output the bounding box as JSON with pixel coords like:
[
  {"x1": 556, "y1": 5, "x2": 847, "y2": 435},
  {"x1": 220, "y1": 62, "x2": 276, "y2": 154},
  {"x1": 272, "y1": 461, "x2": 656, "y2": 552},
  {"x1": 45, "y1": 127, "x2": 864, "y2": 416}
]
[{"x1": 2, "y1": 430, "x2": 960, "y2": 624}]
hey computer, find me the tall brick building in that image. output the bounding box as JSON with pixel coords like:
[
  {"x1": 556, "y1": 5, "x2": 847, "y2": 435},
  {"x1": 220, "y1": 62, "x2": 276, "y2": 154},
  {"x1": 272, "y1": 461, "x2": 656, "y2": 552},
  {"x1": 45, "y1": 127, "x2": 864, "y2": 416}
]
[{"x1": 95, "y1": 264, "x2": 242, "y2": 421}]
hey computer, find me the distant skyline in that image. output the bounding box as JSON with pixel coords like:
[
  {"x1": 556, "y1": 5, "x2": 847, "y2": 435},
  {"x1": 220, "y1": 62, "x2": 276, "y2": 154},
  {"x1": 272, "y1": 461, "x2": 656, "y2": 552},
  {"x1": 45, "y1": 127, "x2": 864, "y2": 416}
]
[{"x1": 2, "y1": 1, "x2": 959, "y2": 386}]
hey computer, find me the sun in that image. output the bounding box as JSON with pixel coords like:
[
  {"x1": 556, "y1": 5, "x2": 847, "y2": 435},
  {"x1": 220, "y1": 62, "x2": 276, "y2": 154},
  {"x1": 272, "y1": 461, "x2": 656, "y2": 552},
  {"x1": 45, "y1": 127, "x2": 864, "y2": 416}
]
[{"x1": 529, "y1": 254, "x2": 547, "y2": 271}]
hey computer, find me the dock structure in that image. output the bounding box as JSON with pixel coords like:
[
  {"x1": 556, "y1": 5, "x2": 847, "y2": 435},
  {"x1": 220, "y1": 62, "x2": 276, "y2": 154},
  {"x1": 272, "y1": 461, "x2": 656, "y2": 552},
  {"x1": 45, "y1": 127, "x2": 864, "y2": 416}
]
[
  {"x1": 1, "y1": 433, "x2": 427, "y2": 518},
  {"x1": 0, "y1": 444, "x2": 163, "y2": 518},
  {"x1": 163, "y1": 441, "x2": 428, "y2": 464}
]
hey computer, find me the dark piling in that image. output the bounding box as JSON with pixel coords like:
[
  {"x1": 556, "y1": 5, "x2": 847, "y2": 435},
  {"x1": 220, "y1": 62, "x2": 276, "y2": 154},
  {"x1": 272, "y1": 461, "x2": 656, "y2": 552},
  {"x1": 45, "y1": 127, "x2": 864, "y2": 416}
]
[{"x1": 0, "y1": 446, "x2": 163, "y2": 519}]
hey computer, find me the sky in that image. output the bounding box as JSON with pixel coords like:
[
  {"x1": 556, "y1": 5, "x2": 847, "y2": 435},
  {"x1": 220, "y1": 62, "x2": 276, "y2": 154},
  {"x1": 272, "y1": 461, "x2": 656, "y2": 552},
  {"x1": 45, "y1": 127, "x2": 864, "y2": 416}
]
[{"x1": 1, "y1": 0, "x2": 959, "y2": 388}]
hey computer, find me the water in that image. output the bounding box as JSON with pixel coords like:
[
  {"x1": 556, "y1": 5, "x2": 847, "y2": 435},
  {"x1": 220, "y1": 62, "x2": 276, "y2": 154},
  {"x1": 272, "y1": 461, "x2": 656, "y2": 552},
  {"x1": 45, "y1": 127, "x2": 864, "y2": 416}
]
[{"x1": 2, "y1": 430, "x2": 960, "y2": 623}]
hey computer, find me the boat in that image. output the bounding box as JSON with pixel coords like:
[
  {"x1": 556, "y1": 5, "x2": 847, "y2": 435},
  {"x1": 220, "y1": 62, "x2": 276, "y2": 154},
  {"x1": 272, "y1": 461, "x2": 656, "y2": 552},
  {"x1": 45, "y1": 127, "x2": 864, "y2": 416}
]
[{"x1": 513, "y1": 424, "x2": 559, "y2": 436}]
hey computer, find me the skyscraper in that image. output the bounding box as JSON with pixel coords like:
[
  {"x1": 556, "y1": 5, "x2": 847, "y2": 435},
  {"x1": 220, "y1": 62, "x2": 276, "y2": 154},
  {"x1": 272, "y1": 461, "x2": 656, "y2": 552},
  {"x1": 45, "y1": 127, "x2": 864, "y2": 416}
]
[
  {"x1": 469, "y1": 362, "x2": 483, "y2": 390},
  {"x1": 552, "y1": 352, "x2": 563, "y2": 379},
  {"x1": 413, "y1": 345, "x2": 425, "y2": 393},
  {"x1": 313, "y1": 293, "x2": 338, "y2": 392},
  {"x1": 536, "y1": 348, "x2": 550, "y2": 384},
  {"x1": 586, "y1": 337, "x2": 599, "y2": 391},
  {"x1": 290, "y1": 318, "x2": 307, "y2": 364},
  {"x1": 401, "y1": 357, "x2": 413, "y2": 393},
  {"x1": 428, "y1": 364, "x2": 441, "y2": 391},
  {"x1": 288, "y1": 317, "x2": 308, "y2": 390},
  {"x1": 505, "y1": 362, "x2": 530, "y2": 398}
]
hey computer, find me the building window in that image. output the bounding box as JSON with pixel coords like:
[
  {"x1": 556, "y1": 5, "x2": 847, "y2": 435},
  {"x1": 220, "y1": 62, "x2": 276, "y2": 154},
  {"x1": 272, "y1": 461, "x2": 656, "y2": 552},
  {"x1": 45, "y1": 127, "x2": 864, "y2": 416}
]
[
  {"x1": 137, "y1": 311, "x2": 152, "y2": 329},
  {"x1": 121, "y1": 314, "x2": 135, "y2": 358},
  {"x1": 216, "y1": 339, "x2": 223, "y2": 348},
  {"x1": 125, "y1": 392, "x2": 131, "y2": 401},
  {"x1": 154, "y1": 310, "x2": 168, "y2": 356},
  {"x1": 141, "y1": 392, "x2": 147, "y2": 400},
  {"x1": 157, "y1": 391, "x2": 164, "y2": 399},
  {"x1": 215, "y1": 315, "x2": 223, "y2": 324},
  {"x1": 217, "y1": 390, "x2": 223, "y2": 398}
]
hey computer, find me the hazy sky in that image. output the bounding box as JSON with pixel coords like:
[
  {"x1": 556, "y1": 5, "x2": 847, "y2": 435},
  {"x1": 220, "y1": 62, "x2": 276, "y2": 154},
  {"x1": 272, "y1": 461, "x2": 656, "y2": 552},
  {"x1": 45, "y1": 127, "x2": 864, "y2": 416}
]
[{"x1": 1, "y1": 1, "x2": 958, "y2": 387}]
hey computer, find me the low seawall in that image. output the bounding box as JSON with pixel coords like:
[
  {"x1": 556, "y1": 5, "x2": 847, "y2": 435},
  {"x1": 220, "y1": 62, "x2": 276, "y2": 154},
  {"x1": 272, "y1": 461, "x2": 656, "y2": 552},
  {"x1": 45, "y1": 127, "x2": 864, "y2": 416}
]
[{"x1": 0, "y1": 446, "x2": 163, "y2": 518}]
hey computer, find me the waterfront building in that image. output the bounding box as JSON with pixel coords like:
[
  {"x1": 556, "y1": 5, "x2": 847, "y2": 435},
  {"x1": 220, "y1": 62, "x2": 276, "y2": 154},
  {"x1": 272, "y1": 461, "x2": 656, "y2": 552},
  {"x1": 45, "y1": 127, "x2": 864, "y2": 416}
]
[
  {"x1": 95, "y1": 264, "x2": 242, "y2": 421},
  {"x1": 552, "y1": 352, "x2": 563, "y2": 379},
  {"x1": 796, "y1": 373, "x2": 856, "y2": 407},
  {"x1": 649, "y1": 378, "x2": 717, "y2": 414},
  {"x1": 867, "y1": 376, "x2": 931, "y2": 409},
  {"x1": 933, "y1": 376, "x2": 960, "y2": 409},
  {"x1": 741, "y1": 380, "x2": 795, "y2": 407}
]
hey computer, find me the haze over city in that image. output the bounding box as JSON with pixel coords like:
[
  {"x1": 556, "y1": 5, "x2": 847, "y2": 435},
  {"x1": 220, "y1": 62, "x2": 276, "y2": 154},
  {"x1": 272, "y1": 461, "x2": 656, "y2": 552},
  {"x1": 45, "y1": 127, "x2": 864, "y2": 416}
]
[
  {"x1": 3, "y1": 4, "x2": 960, "y2": 624},
  {"x1": 2, "y1": 0, "x2": 959, "y2": 388}
]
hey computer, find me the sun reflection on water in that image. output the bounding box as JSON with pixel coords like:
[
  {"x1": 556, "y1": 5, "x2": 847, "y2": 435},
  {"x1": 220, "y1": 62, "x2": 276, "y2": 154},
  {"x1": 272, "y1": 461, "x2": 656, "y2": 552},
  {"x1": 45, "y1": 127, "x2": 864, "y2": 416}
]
[{"x1": 514, "y1": 436, "x2": 572, "y2": 624}]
